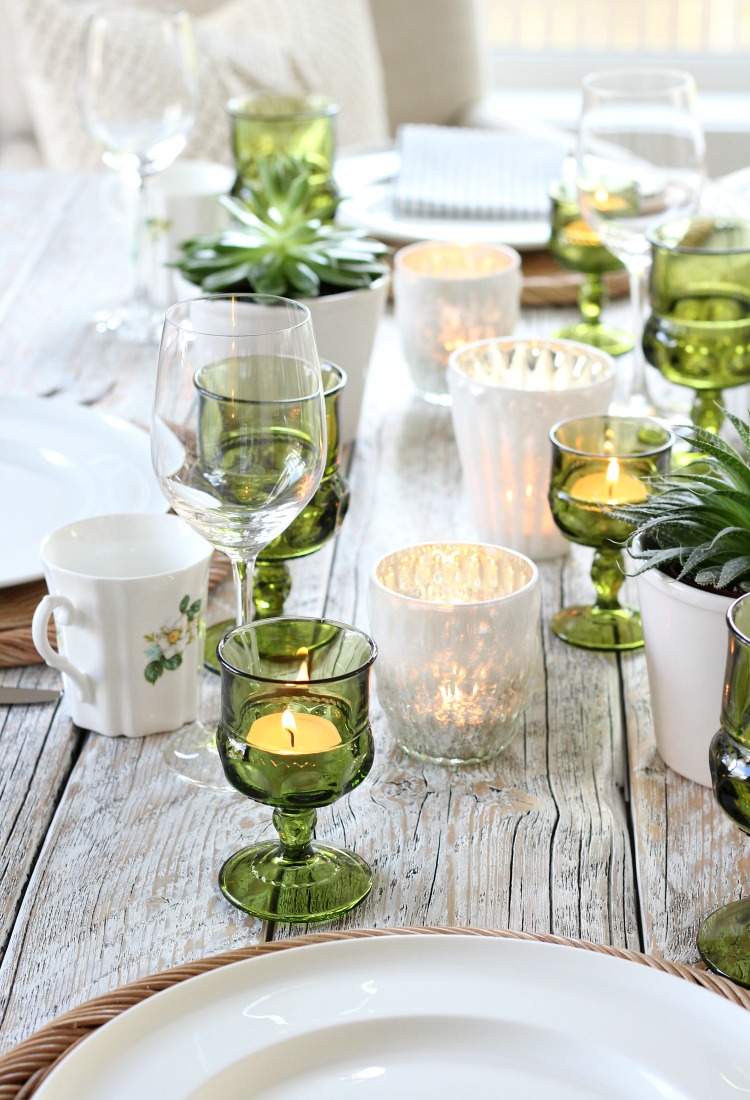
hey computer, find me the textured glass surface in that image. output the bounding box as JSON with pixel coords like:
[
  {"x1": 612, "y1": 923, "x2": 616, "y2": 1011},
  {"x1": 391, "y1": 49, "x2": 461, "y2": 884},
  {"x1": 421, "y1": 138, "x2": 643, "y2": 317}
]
[
  {"x1": 699, "y1": 592, "x2": 750, "y2": 983},
  {"x1": 215, "y1": 617, "x2": 375, "y2": 922},
  {"x1": 368, "y1": 543, "x2": 540, "y2": 765},
  {"x1": 644, "y1": 216, "x2": 750, "y2": 431},
  {"x1": 227, "y1": 93, "x2": 338, "y2": 204},
  {"x1": 548, "y1": 415, "x2": 672, "y2": 650}
]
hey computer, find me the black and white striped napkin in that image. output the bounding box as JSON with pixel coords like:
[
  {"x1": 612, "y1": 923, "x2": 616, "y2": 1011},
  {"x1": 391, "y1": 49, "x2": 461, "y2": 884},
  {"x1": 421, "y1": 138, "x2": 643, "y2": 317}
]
[{"x1": 394, "y1": 124, "x2": 564, "y2": 220}]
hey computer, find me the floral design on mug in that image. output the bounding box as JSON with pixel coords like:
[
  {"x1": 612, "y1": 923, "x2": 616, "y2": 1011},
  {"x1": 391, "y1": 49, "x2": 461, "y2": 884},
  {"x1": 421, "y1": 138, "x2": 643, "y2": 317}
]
[{"x1": 143, "y1": 595, "x2": 202, "y2": 684}]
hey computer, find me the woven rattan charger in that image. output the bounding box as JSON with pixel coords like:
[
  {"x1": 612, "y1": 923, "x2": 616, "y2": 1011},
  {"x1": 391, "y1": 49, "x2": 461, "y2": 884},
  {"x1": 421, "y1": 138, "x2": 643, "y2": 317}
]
[{"x1": 1, "y1": 925, "x2": 748, "y2": 1099}]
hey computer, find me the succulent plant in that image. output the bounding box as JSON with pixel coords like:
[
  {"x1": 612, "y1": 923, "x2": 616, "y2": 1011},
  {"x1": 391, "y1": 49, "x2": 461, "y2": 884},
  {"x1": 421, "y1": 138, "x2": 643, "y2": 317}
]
[
  {"x1": 614, "y1": 410, "x2": 750, "y2": 595},
  {"x1": 172, "y1": 154, "x2": 389, "y2": 299}
]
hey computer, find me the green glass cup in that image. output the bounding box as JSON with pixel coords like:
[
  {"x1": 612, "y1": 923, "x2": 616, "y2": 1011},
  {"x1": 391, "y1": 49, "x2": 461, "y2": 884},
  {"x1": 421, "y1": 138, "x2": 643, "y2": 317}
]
[
  {"x1": 548, "y1": 415, "x2": 673, "y2": 651},
  {"x1": 548, "y1": 182, "x2": 634, "y2": 356},
  {"x1": 643, "y1": 216, "x2": 750, "y2": 434},
  {"x1": 254, "y1": 362, "x2": 350, "y2": 617},
  {"x1": 216, "y1": 617, "x2": 376, "y2": 923},
  {"x1": 204, "y1": 363, "x2": 350, "y2": 667},
  {"x1": 699, "y1": 592, "x2": 750, "y2": 985},
  {"x1": 227, "y1": 93, "x2": 339, "y2": 208}
]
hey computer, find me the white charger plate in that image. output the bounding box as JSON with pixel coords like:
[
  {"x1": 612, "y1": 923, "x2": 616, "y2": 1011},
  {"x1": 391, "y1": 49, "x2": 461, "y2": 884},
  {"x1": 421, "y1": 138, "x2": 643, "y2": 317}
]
[
  {"x1": 335, "y1": 149, "x2": 550, "y2": 250},
  {"x1": 34, "y1": 935, "x2": 750, "y2": 1099},
  {"x1": 1, "y1": 398, "x2": 166, "y2": 588}
]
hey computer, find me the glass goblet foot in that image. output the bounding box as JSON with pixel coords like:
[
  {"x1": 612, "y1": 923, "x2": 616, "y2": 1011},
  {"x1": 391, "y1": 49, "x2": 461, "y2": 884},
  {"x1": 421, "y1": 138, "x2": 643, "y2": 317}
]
[
  {"x1": 551, "y1": 604, "x2": 643, "y2": 651},
  {"x1": 164, "y1": 720, "x2": 236, "y2": 794},
  {"x1": 219, "y1": 809, "x2": 372, "y2": 923}
]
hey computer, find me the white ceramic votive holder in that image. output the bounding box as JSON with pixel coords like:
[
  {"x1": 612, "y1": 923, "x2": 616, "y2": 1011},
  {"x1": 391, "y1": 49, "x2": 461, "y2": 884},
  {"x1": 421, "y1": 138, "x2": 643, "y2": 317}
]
[
  {"x1": 367, "y1": 542, "x2": 540, "y2": 765},
  {"x1": 394, "y1": 241, "x2": 522, "y2": 405},
  {"x1": 448, "y1": 338, "x2": 616, "y2": 560}
]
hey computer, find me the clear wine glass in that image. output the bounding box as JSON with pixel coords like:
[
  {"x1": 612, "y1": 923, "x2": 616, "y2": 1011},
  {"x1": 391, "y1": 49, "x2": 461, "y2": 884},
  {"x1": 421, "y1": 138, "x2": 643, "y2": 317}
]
[
  {"x1": 576, "y1": 69, "x2": 706, "y2": 416},
  {"x1": 151, "y1": 295, "x2": 327, "y2": 789},
  {"x1": 79, "y1": 5, "x2": 199, "y2": 343}
]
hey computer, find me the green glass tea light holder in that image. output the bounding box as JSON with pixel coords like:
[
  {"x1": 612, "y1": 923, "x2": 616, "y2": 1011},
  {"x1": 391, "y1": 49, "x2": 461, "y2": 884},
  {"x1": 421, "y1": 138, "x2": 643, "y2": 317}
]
[
  {"x1": 699, "y1": 592, "x2": 750, "y2": 985},
  {"x1": 548, "y1": 415, "x2": 673, "y2": 651},
  {"x1": 204, "y1": 363, "x2": 350, "y2": 665},
  {"x1": 643, "y1": 216, "x2": 750, "y2": 435},
  {"x1": 548, "y1": 181, "x2": 633, "y2": 356},
  {"x1": 216, "y1": 616, "x2": 376, "y2": 923}
]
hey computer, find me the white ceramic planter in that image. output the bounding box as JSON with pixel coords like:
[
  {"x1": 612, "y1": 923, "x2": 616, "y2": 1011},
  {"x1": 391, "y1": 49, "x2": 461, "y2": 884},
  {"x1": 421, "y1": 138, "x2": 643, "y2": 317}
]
[
  {"x1": 636, "y1": 563, "x2": 734, "y2": 786},
  {"x1": 172, "y1": 273, "x2": 388, "y2": 446}
]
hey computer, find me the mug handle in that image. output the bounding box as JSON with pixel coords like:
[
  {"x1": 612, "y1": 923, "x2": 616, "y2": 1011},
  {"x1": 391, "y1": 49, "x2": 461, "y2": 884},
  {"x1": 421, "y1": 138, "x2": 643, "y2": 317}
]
[{"x1": 31, "y1": 595, "x2": 93, "y2": 703}]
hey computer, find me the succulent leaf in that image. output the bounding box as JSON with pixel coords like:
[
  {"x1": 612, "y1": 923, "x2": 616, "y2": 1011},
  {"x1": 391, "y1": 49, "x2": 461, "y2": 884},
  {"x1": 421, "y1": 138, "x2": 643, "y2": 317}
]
[{"x1": 174, "y1": 154, "x2": 389, "y2": 299}]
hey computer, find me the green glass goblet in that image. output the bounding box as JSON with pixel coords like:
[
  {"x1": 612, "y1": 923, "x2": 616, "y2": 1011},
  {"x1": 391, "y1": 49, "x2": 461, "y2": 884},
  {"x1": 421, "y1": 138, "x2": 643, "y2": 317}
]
[
  {"x1": 643, "y1": 216, "x2": 750, "y2": 435},
  {"x1": 699, "y1": 592, "x2": 750, "y2": 985},
  {"x1": 216, "y1": 616, "x2": 376, "y2": 923},
  {"x1": 548, "y1": 415, "x2": 673, "y2": 651},
  {"x1": 204, "y1": 363, "x2": 350, "y2": 668},
  {"x1": 227, "y1": 93, "x2": 339, "y2": 209},
  {"x1": 548, "y1": 182, "x2": 634, "y2": 356}
]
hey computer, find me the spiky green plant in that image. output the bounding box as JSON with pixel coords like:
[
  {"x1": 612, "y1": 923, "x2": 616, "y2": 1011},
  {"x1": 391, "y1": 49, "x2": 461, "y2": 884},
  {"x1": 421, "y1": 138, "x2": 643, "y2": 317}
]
[
  {"x1": 172, "y1": 154, "x2": 389, "y2": 299},
  {"x1": 614, "y1": 410, "x2": 750, "y2": 594}
]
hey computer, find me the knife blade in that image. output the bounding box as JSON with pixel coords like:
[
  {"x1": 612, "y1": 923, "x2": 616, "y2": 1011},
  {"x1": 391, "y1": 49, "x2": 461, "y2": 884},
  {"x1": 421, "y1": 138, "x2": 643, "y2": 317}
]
[{"x1": 0, "y1": 686, "x2": 62, "y2": 705}]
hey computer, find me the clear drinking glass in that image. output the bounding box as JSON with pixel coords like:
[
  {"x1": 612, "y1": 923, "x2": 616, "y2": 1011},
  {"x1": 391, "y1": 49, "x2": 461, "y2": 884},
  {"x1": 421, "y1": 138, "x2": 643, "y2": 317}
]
[
  {"x1": 151, "y1": 295, "x2": 327, "y2": 788},
  {"x1": 576, "y1": 69, "x2": 705, "y2": 415},
  {"x1": 80, "y1": 5, "x2": 199, "y2": 342}
]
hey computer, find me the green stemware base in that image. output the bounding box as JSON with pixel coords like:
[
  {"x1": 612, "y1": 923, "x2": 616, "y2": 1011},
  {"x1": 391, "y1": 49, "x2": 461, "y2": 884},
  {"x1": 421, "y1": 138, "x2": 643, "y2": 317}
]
[
  {"x1": 697, "y1": 898, "x2": 750, "y2": 987},
  {"x1": 205, "y1": 616, "x2": 343, "y2": 674},
  {"x1": 551, "y1": 605, "x2": 644, "y2": 651},
  {"x1": 219, "y1": 840, "x2": 373, "y2": 923},
  {"x1": 552, "y1": 321, "x2": 634, "y2": 357}
]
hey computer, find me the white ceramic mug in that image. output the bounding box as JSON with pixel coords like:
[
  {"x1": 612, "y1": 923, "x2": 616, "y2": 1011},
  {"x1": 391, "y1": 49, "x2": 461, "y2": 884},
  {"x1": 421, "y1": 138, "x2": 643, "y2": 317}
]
[
  {"x1": 368, "y1": 541, "x2": 540, "y2": 765},
  {"x1": 32, "y1": 513, "x2": 213, "y2": 738},
  {"x1": 448, "y1": 338, "x2": 616, "y2": 560}
]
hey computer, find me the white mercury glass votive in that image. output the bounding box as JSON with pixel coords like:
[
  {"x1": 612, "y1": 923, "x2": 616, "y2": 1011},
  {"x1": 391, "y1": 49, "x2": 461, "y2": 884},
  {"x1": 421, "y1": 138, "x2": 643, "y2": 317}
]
[
  {"x1": 394, "y1": 241, "x2": 522, "y2": 405},
  {"x1": 448, "y1": 338, "x2": 616, "y2": 561},
  {"x1": 367, "y1": 542, "x2": 540, "y2": 765}
]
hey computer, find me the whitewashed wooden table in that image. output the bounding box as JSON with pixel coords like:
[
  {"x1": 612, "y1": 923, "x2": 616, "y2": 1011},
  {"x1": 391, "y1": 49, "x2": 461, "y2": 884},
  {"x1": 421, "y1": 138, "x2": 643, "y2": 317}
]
[{"x1": 1, "y1": 169, "x2": 748, "y2": 1054}]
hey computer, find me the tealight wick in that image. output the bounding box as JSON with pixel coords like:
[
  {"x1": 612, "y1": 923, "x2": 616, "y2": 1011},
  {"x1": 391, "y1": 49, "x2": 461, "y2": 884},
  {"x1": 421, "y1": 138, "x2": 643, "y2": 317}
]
[{"x1": 281, "y1": 709, "x2": 296, "y2": 748}]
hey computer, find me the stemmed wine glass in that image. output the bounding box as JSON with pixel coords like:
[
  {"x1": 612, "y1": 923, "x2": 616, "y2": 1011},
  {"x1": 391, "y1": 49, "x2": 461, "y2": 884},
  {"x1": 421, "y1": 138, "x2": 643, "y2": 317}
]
[
  {"x1": 79, "y1": 5, "x2": 199, "y2": 342},
  {"x1": 576, "y1": 69, "x2": 706, "y2": 416},
  {"x1": 151, "y1": 295, "x2": 327, "y2": 788}
]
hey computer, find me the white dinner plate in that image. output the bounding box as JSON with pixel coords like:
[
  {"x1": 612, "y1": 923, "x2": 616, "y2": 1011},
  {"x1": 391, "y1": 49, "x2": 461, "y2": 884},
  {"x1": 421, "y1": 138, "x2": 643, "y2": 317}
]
[
  {"x1": 335, "y1": 149, "x2": 550, "y2": 250},
  {"x1": 34, "y1": 935, "x2": 750, "y2": 1099},
  {"x1": 1, "y1": 398, "x2": 166, "y2": 587}
]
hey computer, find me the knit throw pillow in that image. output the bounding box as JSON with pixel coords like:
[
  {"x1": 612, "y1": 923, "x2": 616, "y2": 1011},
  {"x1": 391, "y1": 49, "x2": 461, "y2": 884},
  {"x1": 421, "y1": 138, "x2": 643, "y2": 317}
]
[{"x1": 10, "y1": 0, "x2": 388, "y2": 171}]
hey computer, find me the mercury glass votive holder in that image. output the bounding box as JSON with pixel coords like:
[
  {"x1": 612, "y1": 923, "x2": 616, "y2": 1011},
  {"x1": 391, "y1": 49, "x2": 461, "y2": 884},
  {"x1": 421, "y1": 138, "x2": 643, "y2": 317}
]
[
  {"x1": 216, "y1": 617, "x2": 376, "y2": 923},
  {"x1": 394, "y1": 241, "x2": 522, "y2": 404},
  {"x1": 448, "y1": 338, "x2": 615, "y2": 561},
  {"x1": 548, "y1": 415, "x2": 673, "y2": 651},
  {"x1": 367, "y1": 542, "x2": 540, "y2": 765},
  {"x1": 227, "y1": 93, "x2": 339, "y2": 207},
  {"x1": 643, "y1": 216, "x2": 750, "y2": 434}
]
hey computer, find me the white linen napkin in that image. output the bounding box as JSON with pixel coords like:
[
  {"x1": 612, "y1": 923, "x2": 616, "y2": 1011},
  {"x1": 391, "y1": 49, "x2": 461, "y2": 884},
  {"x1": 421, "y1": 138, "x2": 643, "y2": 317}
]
[{"x1": 394, "y1": 124, "x2": 565, "y2": 220}]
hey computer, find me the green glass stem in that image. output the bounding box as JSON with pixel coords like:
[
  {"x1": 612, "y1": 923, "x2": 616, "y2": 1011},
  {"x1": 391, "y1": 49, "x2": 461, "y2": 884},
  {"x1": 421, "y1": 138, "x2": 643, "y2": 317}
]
[
  {"x1": 579, "y1": 272, "x2": 605, "y2": 324},
  {"x1": 253, "y1": 560, "x2": 292, "y2": 619},
  {"x1": 691, "y1": 389, "x2": 725, "y2": 435},
  {"x1": 590, "y1": 545, "x2": 625, "y2": 611},
  {"x1": 273, "y1": 807, "x2": 317, "y2": 857}
]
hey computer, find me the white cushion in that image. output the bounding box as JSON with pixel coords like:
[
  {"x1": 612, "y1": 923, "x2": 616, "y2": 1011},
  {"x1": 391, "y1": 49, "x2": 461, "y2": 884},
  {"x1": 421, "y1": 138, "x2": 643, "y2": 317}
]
[{"x1": 8, "y1": 0, "x2": 388, "y2": 171}]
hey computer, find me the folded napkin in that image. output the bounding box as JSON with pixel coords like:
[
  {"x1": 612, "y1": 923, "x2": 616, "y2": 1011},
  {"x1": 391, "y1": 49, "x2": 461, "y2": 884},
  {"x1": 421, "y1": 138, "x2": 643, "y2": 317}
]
[{"x1": 394, "y1": 124, "x2": 565, "y2": 220}]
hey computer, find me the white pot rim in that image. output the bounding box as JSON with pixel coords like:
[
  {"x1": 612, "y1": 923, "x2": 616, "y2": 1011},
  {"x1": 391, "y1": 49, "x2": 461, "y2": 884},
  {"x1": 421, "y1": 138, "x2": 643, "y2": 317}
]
[
  {"x1": 635, "y1": 557, "x2": 736, "y2": 613},
  {"x1": 300, "y1": 273, "x2": 390, "y2": 307}
]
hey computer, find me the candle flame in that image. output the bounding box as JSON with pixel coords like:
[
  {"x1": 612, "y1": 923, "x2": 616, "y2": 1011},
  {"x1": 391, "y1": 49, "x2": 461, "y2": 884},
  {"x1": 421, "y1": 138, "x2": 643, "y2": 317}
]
[
  {"x1": 295, "y1": 646, "x2": 310, "y2": 682},
  {"x1": 606, "y1": 458, "x2": 619, "y2": 500},
  {"x1": 281, "y1": 708, "x2": 297, "y2": 748}
]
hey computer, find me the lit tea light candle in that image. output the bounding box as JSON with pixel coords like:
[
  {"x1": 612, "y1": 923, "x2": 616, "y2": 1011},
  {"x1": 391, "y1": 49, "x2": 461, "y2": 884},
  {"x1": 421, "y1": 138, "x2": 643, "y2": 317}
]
[
  {"x1": 245, "y1": 647, "x2": 342, "y2": 754},
  {"x1": 246, "y1": 708, "x2": 341, "y2": 754},
  {"x1": 570, "y1": 457, "x2": 648, "y2": 505}
]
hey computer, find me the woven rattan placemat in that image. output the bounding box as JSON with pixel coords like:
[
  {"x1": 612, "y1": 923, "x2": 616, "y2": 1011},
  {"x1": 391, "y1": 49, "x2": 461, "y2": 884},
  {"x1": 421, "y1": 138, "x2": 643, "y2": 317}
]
[
  {"x1": 0, "y1": 925, "x2": 747, "y2": 1099},
  {"x1": 0, "y1": 554, "x2": 232, "y2": 670}
]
